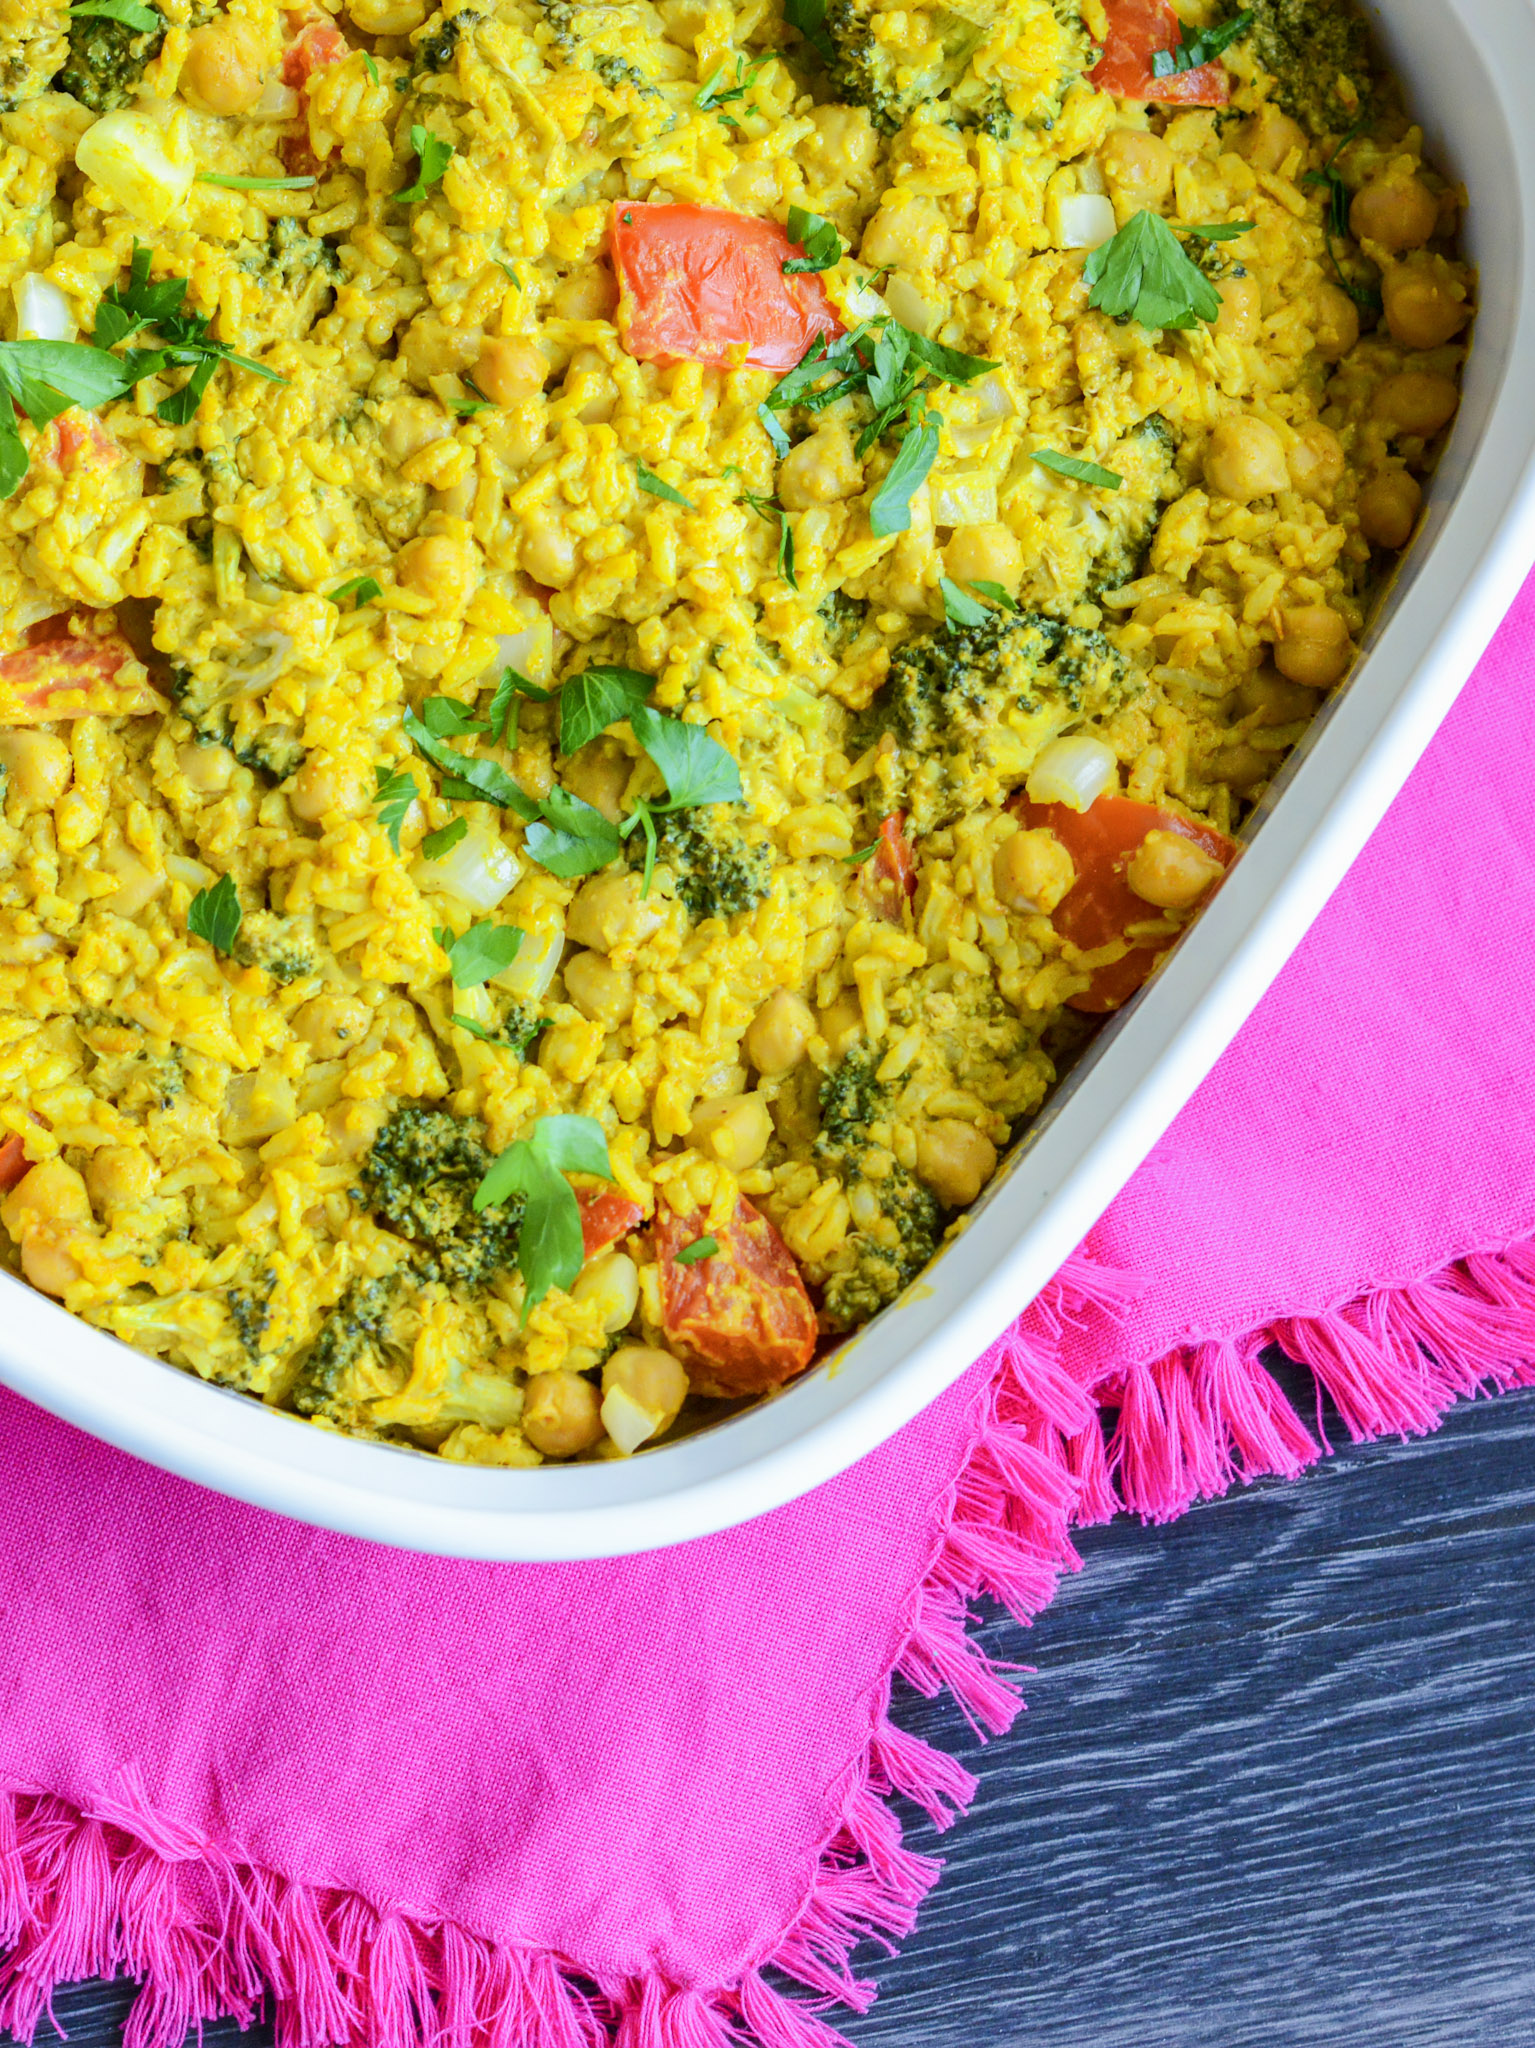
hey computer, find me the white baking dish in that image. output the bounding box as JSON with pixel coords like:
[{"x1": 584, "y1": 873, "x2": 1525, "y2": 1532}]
[{"x1": 2, "y1": 0, "x2": 1532, "y2": 1560}]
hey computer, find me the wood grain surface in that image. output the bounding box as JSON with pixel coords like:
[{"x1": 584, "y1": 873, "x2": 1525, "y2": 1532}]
[{"x1": 21, "y1": 1377, "x2": 1535, "y2": 2048}]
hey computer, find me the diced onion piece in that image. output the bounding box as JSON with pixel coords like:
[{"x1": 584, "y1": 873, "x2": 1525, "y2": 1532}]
[
  {"x1": 253, "y1": 78, "x2": 300, "y2": 118},
  {"x1": 836, "y1": 275, "x2": 887, "y2": 324},
  {"x1": 600, "y1": 1382, "x2": 667, "y2": 1456},
  {"x1": 1055, "y1": 192, "x2": 1118, "y2": 251},
  {"x1": 974, "y1": 373, "x2": 1014, "y2": 422},
  {"x1": 928, "y1": 471, "x2": 998, "y2": 527},
  {"x1": 884, "y1": 273, "x2": 938, "y2": 336},
  {"x1": 1026, "y1": 735, "x2": 1119, "y2": 813},
  {"x1": 412, "y1": 816, "x2": 520, "y2": 913},
  {"x1": 1077, "y1": 158, "x2": 1108, "y2": 197},
  {"x1": 486, "y1": 618, "x2": 554, "y2": 687},
  {"x1": 75, "y1": 109, "x2": 197, "y2": 229},
  {"x1": 492, "y1": 917, "x2": 561, "y2": 1000},
  {"x1": 13, "y1": 276, "x2": 75, "y2": 343}
]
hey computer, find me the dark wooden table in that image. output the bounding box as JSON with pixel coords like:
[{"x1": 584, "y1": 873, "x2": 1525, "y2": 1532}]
[{"x1": 25, "y1": 1377, "x2": 1535, "y2": 2048}]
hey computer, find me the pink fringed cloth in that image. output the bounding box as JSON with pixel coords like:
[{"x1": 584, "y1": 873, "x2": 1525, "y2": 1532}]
[{"x1": 3, "y1": 573, "x2": 1535, "y2": 2048}]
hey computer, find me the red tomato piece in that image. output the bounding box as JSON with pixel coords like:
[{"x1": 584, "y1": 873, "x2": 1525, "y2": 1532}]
[
  {"x1": 282, "y1": 20, "x2": 348, "y2": 87},
  {"x1": 280, "y1": 133, "x2": 326, "y2": 178},
  {"x1": 610, "y1": 202, "x2": 842, "y2": 373},
  {"x1": 1018, "y1": 792, "x2": 1237, "y2": 1014},
  {"x1": 654, "y1": 1196, "x2": 819, "y2": 1397},
  {"x1": 42, "y1": 411, "x2": 123, "y2": 478},
  {"x1": 0, "y1": 1135, "x2": 29, "y2": 1194},
  {"x1": 0, "y1": 633, "x2": 161, "y2": 726},
  {"x1": 1089, "y1": 0, "x2": 1230, "y2": 105},
  {"x1": 865, "y1": 812, "x2": 918, "y2": 923},
  {"x1": 579, "y1": 1190, "x2": 643, "y2": 1260}
]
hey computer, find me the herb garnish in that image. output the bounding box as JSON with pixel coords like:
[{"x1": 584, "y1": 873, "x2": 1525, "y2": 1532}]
[
  {"x1": 474, "y1": 1115, "x2": 614, "y2": 1318},
  {"x1": 1302, "y1": 119, "x2": 1383, "y2": 315},
  {"x1": 328, "y1": 574, "x2": 381, "y2": 609},
  {"x1": 1150, "y1": 8, "x2": 1253, "y2": 77},
  {"x1": 396, "y1": 125, "x2": 453, "y2": 204},
  {"x1": 422, "y1": 818, "x2": 468, "y2": 860},
  {"x1": 434, "y1": 921, "x2": 524, "y2": 988},
  {"x1": 68, "y1": 0, "x2": 159, "y2": 25},
  {"x1": 403, "y1": 704, "x2": 539, "y2": 818},
  {"x1": 674, "y1": 1236, "x2": 719, "y2": 1265},
  {"x1": 93, "y1": 241, "x2": 286, "y2": 427},
  {"x1": 784, "y1": 0, "x2": 836, "y2": 65},
  {"x1": 487, "y1": 665, "x2": 550, "y2": 747},
  {"x1": 1083, "y1": 210, "x2": 1240, "y2": 330},
  {"x1": 739, "y1": 490, "x2": 798, "y2": 589},
  {"x1": 557, "y1": 666, "x2": 653, "y2": 754},
  {"x1": 1031, "y1": 449, "x2": 1124, "y2": 490},
  {"x1": 187, "y1": 873, "x2": 241, "y2": 955},
  {"x1": 197, "y1": 173, "x2": 317, "y2": 191},
  {"x1": 0, "y1": 341, "x2": 138, "y2": 497},
  {"x1": 696, "y1": 53, "x2": 766, "y2": 128},
  {"x1": 372, "y1": 765, "x2": 418, "y2": 852},
  {"x1": 635, "y1": 460, "x2": 695, "y2": 508},
  {"x1": 967, "y1": 579, "x2": 1017, "y2": 611},
  {"x1": 783, "y1": 205, "x2": 842, "y2": 275},
  {"x1": 939, "y1": 576, "x2": 989, "y2": 627}
]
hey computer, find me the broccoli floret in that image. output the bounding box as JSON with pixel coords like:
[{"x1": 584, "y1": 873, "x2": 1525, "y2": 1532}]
[
  {"x1": 819, "y1": 589, "x2": 869, "y2": 661},
  {"x1": 290, "y1": 1274, "x2": 400, "y2": 1429},
  {"x1": 57, "y1": 2, "x2": 164, "y2": 112},
  {"x1": 1088, "y1": 413, "x2": 1183, "y2": 594},
  {"x1": 225, "y1": 1271, "x2": 276, "y2": 1368},
  {"x1": 359, "y1": 1106, "x2": 522, "y2": 1286},
  {"x1": 413, "y1": 7, "x2": 480, "y2": 69},
  {"x1": 813, "y1": 1047, "x2": 943, "y2": 1328},
  {"x1": 498, "y1": 1002, "x2": 549, "y2": 1060},
  {"x1": 819, "y1": 0, "x2": 1092, "y2": 138},
  {"x1": 645, "y1": 806, "x2": 772, "y2": 923},
  {"x1": 816, "y1": 1044, "x2": 888, "y2": 1157},
  {"x1": 1245, "y1": 0, "x2": 1376, "y2": 138},
  {"x1": 1, "y1": 16, "x2": 68, "y2": 111},
  {"x1": 264, "y1": 217, "x2": 343, "y2": 285},
  {"x1": 231, "y1": 910, "x2": 318, "y2": 986},
  {"x1": 854, "y1": 609, "x2": 1131, "y2": 833},
  {"x1": 532, "y1": 0, "x2": 667, "y2": 95},
  {"x1": 171, "y1": 667, "x2": 306, "y2": 783}
]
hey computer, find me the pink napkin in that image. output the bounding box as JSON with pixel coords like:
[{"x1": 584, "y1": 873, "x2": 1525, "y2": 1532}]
[{"x1": 4, "y1": 574, "x2": 1535, "y2": 2048}]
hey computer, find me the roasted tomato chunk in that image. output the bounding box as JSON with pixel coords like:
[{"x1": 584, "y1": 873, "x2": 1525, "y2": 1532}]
[
  {"x1": 611, "y1": 202, "x2": 841, "y2": 373},
  {"x1": 865, "y1": 812, "x2": 918, "y2": 923},
  {"x1": 1090, "y1": 0, "x2": 1231, "y2": 105},
  {"x1": 0, "y1": 631, "x2": 159, "y2": 726},
  {"x1": 1018, "y1": 793, "x2": 1237, "y2": 1013},
  {"x1": 579, "y1": 1189, "x2": 643, "y2": 1260},
  {"x1": 654, "y1": 1195, "x2": 818, "y2": 1397},
  {"x1": 0, "y1": 1134, "x2": 29, "y2": 1194},
  {"x1": 282, "y1": 20, "x2": 348, "y2": 87}
]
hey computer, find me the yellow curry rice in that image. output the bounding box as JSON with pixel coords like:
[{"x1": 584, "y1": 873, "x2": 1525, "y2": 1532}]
[{"x1": 0, "y1": 0, "x2": 1470, "y2": 1464}]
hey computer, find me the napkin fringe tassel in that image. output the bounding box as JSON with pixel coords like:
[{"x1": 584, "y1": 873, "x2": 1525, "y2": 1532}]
[{"x1": 3, "y1": 1238, "x2": 1535, "y2": 2048}]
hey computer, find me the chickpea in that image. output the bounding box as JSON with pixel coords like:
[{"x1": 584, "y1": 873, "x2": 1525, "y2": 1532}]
[
  {"x1": 1350, "y1": 174, "x2": 1439, "y2": 254},
  {"x1": 1215, "y1": 273, "x2": 1262, "y2": 344},
  {"x1": 552, "y1": 263, "x2": 618, "y2": 322},
  {"x1": 401, "y1": 314, "x2": 484, "y2": 388},
  {"x1": 181, "y1": 20, "x2": 264, "y2": 115},
  {"x1": 1371, "y1": 370, "x2": 1460, "y2": 439},
  {"x1": 0, "y1": 730, "x2": 71, "y2": 807},
  {"x1": 347, "y1": 0, "x2": 427, "y2": 30},
  {"x1": 85, "y1": 1145, "x2": 154, "y2": 1215},
  {"x1": 1235, "y1": 669, "x2": 1321, "y2": 726},
  {"x1": 602, "y1": 1345, "x2": 689, "y2": 1432},
  {"x1": 572, "y1": 1250, "x2": 640, "y2": 1334},
  {"x1": 1239, "y1": 106, "x2": 1308, "y2": 176},
  {"x1": 943, "y1": 521, "x2": 1024, "y2": 599},
  {"x1": 518, "y1": 509, "x2": 577, "y2": 589},
  {"x1": 398, "y1": 532, "x2": 479, "y2": 618},
  {"x1": 3, "y1": 1158, "x2": 91, "y2": 1299},
  {"x1": 567, "y1": 871, "x2": 664, "y2": 953},
  {"x1": 474, "y1": 337, "x2": 546, "y2": 406},
  {"x1": 563, "y1": 740, "x2": 630, "y2": 824},
  {"x1": 381, "y1": 396, "x2": 451, "y2": 467},
  {"x1": 778, "y1": 424, "x2": 863, "y2": 510},
  {"x1": 1204, "y1": 416, "x2": 1290, "y2": 503},
  {"x1": 1275, "y1": 605, "x2": 1353, "y2": 689},
  {"x1": 563, "y1": 948, "x2": 636, "y2": 1026},
  {"x1": 1383, "y1": 264, "x2": 1469, "y2": 351},
  {"x1": 689, "y1": 1093, "x2": 773, "y2": 1173},
  {"x1": 993, "y1": 827, "x2": 1075, "y2": 915},
  {"x1": 1357, "y1": 468, "x2": 1422, "y2": 550},
  {"x1": 1099, "y1": 127, "x2": 1174, "y2": 208},
  {"x1": 861, "y1": 196, "x2": 947, "y2": 273},
  {"x1": 725, "y1": 159, "x2": 778, "y2": 214},
  {"x1": 293, "y1": 992, "x2": 370, "y2": 1058},
  {"x1": 745, "y1": 988, "x2": 813, "y2": 1075},
  {"x1": 483, "y1": 402, "x2": 546, "y2": 475},
  {"x1": 1126, "y1": 830, "x2": 1225, "y2": 911},
  {"x1": 817, "y1": 995, "x2": 863, "y2": 1057},
  {"x1": 1312, "y1": 283, "x2": 1361, "y2": 364},
  {"x1": 289, "y1": 754, "x2": 370, "y2": 823},
  {"x1": 537, "y1": 1017, "x2": 601, "y2": 1084},
  {"x1": 1287, "y1": 422, "x2": 1346, "y2": 502},
  {"x1": 522, "y1": 1371, "x2": 604, "y2": 1459},
  {"x1": 914, "y1": 1120, "x2": 998, "y2": 1209},
  {"x1": 175, "y1": 738, "x2": 231, "y2": 796},
  {"x1": 803, "y1": 103, "x2": 879, "y2": 186}
]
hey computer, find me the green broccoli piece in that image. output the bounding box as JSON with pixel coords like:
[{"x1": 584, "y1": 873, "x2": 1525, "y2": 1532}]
[
  {"x1": 818, "y1": 589, "x2": 870, "y2": 661},
  {"x1": 231, "y1": 910, "x2": 319, "y2": 986},
  {"x1": 816, "y1": 1044, "x2": 888, "y2": 1157},
  {"x1": 819, "y1": 0, "x2": 1092, "y2": 138},
  {"x1": 358, "y1": 1106, "x2": 523, "y2": 1286},
  {"x1": 1, "y1": 16, "x2": 68, "y2": 111},
  {"x1": 1245, "y1": 0, "x2": 1376, "y2": 138},
  {"x1": 170, "y1": 667, "x2": 306, "y2": 784},
  {"x1": 290, "y1": 1274, "x2": 400, "y2": 1429},
  {"x1": 813, "y1": 1046, "x2": 942, "y2": 1329},
  {"x1": 498, "y1": 1002, "x2": 549, "y2": 1060},
  {"x1": 57, "y1": 2, "x2": 164, "y2": 112},
  {"x1": 263, "y1": 217, "x2": 343, "y2": 285},
  {"x1": 645, "y1": 806, "x2": 773, "y2": 923},
  {"x1": 413, "y1": 7, "x2": 480, "y2": 69},
  {"x1": 1088, "y1": 413, "x2": 1184, "y2": 594},
  {"x1": 225, "y1": 1270, "x2": 277, "y2": 1370}
]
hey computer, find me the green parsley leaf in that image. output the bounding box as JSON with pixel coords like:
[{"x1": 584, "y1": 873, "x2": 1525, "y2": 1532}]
[
  {"x1": 452, "y1": 1012, "x2": 502, "y2": 1043},
  {"x1": 420, "y1": 694, "x2": 488, "y2": 738},
  {"x1": 90, "y1": 243, "x2": 286, "y2": 427},
  {"x1": 696, "y1": 53, "x2": 766, "y2": 113},
  {"x1": 1150, "y1": 8, "x2": 1253, "y2": 77},
  {"x1": 902, "y1": 332, "x2": 999, "y2": 385},
  {"x1": 674, "y1": 1235, "x2": 719, "y2": 1265},
  {"x1": 1031, "y1": 448, "x2": 1124, "y2": 490},
  {"x1": 1301, "y1": 120, "x2": 1384, "y2": 315},
  {"x1": 0, "y1": 340, "x2": 136, "y2": 431},
  {"x1": 629, "y1": 705, "x2": 743, "y2": 809},
  {"x1": 187, "y1": 873, "x2": 241, "y2": 955},
  {"x1": 557, "y1": 665, "x2": 653, "y2": 755},
  {"x1": 487, "y1": 665, "x2": 550, "y2": 747},
  {"x1": 635, "y1": 460, "x2": 695, "y2": 508},
  {"x1": 327, "y1": 574, "x2": 381, "y2": 609},
  {"x1": 435, "y1": 920, "x2": 524, "y2": 988},
  {"x1": 363, "y1": 50, "x2": 380, "y2": 84},
  {"x1": 68, "y1": 0, "x2": 159, "y2": 26},
  {"x1": 939, "y1": 576, "x2": 990, "y2": 627},
  {"x1": 524, "y1": 786, "x2": 623, "y2": 878},
  {"x1": 0, "y1": 417, "x2": 27, "y2": 500},
  {"x1": 531, "y1": 1113, "x2": 613, "y2": 1179},
  {"x1": 372, "y1": 765, "x2": 417, "y2": 852},
  {"x1": 498, "y1": 260, "x2": 521, "y2": 287},
  {"x1": 784, "y1": 0, "x2": 836, "y2": 66},
  {"x1": 968, "y1": 579, "x2": 1018, "y2": 611},
  {"x1": 473, "y1": 1114, "x2": 614, "y2": 1316},
  {"x1": 1180, "y1": 221, "x2": 1256, "y2": 242},
  {"x1": 869, "y1": 414, "x2": 939, "y2": 538},
  {"x1": 1082, "y1": 209, "x2": 1223, "y2": 331},
  {"x1": 422, "y1": 818, "x2": 468, "y2": 861},
  {"x1": 846, "y1": 841, "x2": 879, "y2": 865},
  {"x1": 738, "y1": 490, "x2": 797, "y2": 589},
  {"x1": 403, "y1": 706, "x2": 540, "y2": 819},
  {"x1": 197, "y1": 173, "x2": 318, "y2": 191},
  {"x1": 758, "y1": 402, "x2": 791, "y2": 458},
  {"x1": 396, "y1": 125, "x2": 453, "y2": 205},
  {"x1": 783, "y1": 205, "x2": 842, "y2": 274}
]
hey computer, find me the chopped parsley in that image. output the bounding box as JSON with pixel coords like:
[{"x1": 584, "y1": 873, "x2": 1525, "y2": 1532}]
[
  {"x1": 1150, "y1": 9, "x2": 1253, "y2": 77},
  {"x1": 783, "y1": 205, "x2": 842, "y2": 275},
  {"x1": 474, "y1": 1114, "x2": 614, "y2": 1318},
  {"x1": 1082, "y1": 210, "x2": 1226, "y2": 331},
  {"x1": 328, "y1": 575, "x2": 381, "y2": 608},
  {"x1": 674, "y1": 1236, "x2": 719, "y2": 1265},
  {"x1": 434, "y1": 921, "x2": 524, "y2": 988},
  {"x1": 635, "y1": 460, "x2": 695, "y2": 508},
  {"x1": 372, "y1": 766, "x2": 418, "y2": 852},
  {"x1": 396, "y1": 125, "x2": 453, "y2": 205},
  {"x1": 1031, "y1": 449, "x2": 1124, "y2": 490},
  {"x1": 187, "y1": 873, "x2": 241, "y2": 955}
]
